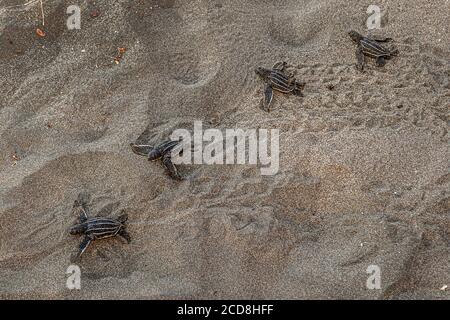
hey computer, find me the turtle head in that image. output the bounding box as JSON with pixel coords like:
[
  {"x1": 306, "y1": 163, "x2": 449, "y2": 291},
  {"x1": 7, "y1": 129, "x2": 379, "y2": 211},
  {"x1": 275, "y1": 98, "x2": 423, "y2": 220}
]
[
  {"x1": 348, "y1": 30, "x2": 362, "y2": 42},
  {"x1": 69, "y1": 223, "x2": 87, "y2": 235},
  {"x1": 255, "y1": 66, "x2": 270, "y2": 79}
]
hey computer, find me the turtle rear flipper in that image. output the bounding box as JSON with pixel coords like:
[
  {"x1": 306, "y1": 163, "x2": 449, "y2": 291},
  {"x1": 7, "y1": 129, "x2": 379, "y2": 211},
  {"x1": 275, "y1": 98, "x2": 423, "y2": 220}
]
[
  {"x1": 119, "y1": 229, "x2": 132, "y2": 243},
  {"x1": 376, "y1": 56, "x2": 386, "y2": 67},
  {"x1": 263, "y1": 85, "x2": 274, "y2": 112},
  {"x1": 294, "y1": 81, "x2": 305, "y2": 96},
  {"x1": 130, "y1": 143, "x2": 154, "y2": 157}
]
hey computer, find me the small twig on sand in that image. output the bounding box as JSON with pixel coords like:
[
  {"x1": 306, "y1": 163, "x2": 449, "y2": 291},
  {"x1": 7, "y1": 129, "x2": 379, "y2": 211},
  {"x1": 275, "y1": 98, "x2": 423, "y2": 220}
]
[{"x1": 39, "y1": 0, "x2": 45, "y2": 26}]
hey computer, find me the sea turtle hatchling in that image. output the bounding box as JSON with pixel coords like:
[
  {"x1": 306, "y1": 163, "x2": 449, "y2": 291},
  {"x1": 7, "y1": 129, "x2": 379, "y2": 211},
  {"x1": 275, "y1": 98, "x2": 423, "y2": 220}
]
[
  {"x1": 69, "y1": 200, "x2": 131, "y2": 260},
  {"x1": 130, "y1": 139, "x2": 183, "y2": 180},
  {"x1": 348, "y1": 30, "x2": 399, "y2": 71},
  {"x1": 255, "y1": 61, "x2": 305, "y2": 112}
]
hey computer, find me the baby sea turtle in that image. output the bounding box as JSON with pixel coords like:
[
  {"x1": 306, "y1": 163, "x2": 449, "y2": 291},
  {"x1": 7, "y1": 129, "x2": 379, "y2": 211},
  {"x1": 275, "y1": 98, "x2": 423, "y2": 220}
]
[
  {"x1": 130, "y1": 140, "x2": 183, "y2": 180},
  {"x1": 255, "y1": 61, "x2": 305, "y2": 112},
  {"x1": 348, "y1": 30, "x2": 399, "y2": 71},
  {"x1": 69, "y1": 200, "x2": 131, "y2": 260}
]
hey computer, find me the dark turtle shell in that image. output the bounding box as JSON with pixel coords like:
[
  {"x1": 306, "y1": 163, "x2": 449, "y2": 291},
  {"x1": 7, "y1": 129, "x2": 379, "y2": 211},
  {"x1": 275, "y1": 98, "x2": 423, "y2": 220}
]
[
  {"x1": 256, "y1": 66, "x2": 297, "y2": 93},
  {"x1": 267, "y1": 69, "x2": 296, "y2": 93},
  {"x1": 360, "y1": 38, "x2": 391, "y2": 57},
  {"x1": 84, "y1": 217, "x2": 124, "y2": 240},
  {"x1": 349, "y1": 30, "x2": 398, "y2": 58}
]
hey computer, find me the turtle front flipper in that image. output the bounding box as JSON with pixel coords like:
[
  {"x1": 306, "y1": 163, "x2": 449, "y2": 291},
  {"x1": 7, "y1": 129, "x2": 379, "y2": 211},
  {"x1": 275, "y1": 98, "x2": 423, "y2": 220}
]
[
  {"x1": 130, "y1": 143, "x2": 154, "y2": 157},
  {"x1": 162, "y1": 153, "x2": 183, "y2": 180},
  {"x1": 376, "y1": 56, "x2": 386, "y2": 67},
  {"x1": 356, "y1": 46, "x2": 365, "y2": 71},
  {"x1": 293, "y1": 81, "x2": 305, "y2": 96},
  {"x1": 73, "y1": 200, "x2": 89, "y2": 222},
  {"x1": 263, "y1": 85, "x2": 274, "y2": 112},
  {"x1": 79, "y1": 206, "x2": 88, "y2": 222},
  {"x1": 272, "y1": 61, "x2": 287, "y2": 71},
  {"x1": 119, "y1": 229, "x2": 132, "y2": 243},
  {"x1": 76, "y1": 235, "x2": 92, "y2": 259}
]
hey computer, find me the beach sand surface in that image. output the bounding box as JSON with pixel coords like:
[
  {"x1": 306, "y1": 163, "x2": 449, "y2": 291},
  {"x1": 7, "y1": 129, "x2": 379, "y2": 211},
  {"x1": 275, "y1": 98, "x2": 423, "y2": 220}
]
[{"x1": 0, "y1": 0, "x2": 449, "y2": 299}]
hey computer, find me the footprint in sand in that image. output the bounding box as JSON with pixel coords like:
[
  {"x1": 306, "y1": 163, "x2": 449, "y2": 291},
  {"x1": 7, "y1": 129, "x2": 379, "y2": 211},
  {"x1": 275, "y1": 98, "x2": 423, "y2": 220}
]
[
  {"x1": 168, "y1": 50, "x2": 221, "y2": 87},
  {"x1": 268, "y1": 2, "x2": 332, "y2": 52}
]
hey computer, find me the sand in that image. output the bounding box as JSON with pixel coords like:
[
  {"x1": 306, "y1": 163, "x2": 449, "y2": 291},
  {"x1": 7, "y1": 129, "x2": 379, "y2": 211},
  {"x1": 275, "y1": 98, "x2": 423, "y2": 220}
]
[{"x1": 0, "y1": 0, "x2": 449, "y2": 299}]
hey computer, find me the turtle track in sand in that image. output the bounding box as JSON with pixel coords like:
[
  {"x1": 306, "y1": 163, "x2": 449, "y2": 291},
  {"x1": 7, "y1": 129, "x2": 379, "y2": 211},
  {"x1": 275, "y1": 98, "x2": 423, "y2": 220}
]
[{"x1": 0, "y1": 0, "x2": 449, "y2": 299}]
